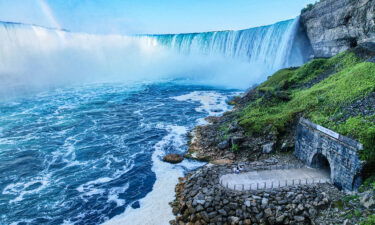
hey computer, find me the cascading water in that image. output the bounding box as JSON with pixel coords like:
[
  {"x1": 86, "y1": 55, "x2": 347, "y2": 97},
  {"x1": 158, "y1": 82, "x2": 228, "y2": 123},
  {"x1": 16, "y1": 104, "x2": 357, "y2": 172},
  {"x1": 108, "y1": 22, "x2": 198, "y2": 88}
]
[
  {"x1": 0, "y1": 17, "x2": 312, "y2": 225},
  {"x1": 149, "y1": 18, "x2": 310, "y2": 74},
  {"x1": 0, "y1": 18, "x2": 311, "y2": 96}
]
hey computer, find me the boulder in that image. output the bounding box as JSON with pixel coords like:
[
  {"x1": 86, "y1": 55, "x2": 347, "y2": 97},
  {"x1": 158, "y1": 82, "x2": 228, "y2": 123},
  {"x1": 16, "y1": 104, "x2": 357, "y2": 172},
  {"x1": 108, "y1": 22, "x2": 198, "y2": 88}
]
[
  {"x1": 360, "y1": 191, "x2": 375, "y2": 209},
  {"x1": 218, "y1": 140, "x2": 230, "y2": 150},
  {"x1": 163, "y1": 154, "x2": 184, "y2": 164},
  {"x1": 262, "y1": 142, "x2": 276, "y2": 154}
]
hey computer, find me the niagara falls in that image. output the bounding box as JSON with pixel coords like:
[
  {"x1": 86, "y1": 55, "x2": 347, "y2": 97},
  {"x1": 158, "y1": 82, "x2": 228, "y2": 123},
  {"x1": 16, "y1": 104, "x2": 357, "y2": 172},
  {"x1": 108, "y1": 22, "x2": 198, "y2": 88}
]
[{"x1": 1, "y1": 0, "x2": 374, "y2": 225}]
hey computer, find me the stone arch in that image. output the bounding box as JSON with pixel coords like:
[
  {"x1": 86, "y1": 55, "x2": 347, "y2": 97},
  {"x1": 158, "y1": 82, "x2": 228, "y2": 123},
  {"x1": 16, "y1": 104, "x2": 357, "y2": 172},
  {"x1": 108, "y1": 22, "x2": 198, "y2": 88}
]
[{"x1": 310, "y1": 153, "x2": 331, "y2": 178}]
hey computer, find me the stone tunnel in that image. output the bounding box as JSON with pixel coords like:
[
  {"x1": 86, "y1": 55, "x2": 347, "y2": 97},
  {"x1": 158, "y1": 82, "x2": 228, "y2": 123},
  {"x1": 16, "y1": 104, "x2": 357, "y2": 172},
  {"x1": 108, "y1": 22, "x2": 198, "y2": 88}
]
[{"x1": 294, "y1": 118, "x2": 364, "y2": 191}]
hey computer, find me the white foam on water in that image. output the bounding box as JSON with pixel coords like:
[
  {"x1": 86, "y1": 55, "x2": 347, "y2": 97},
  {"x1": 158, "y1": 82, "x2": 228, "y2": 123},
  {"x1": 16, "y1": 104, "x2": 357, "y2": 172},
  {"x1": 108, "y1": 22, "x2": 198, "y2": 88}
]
[
  {"x1": 104, "y1": 91, "x2": 236, "y2": 225},
  {"x1": 172, "y1": 91, "x2": 235, "y2": 125},
  {"x1": 104, "y1": 124, "x2": 202, "y2": 225},
  {"x1": 3, "y1": 175, "x2": 50, "y2": 203},
  {"x1": 108, "y1": 184, "x2": 129, "y2": 207}
]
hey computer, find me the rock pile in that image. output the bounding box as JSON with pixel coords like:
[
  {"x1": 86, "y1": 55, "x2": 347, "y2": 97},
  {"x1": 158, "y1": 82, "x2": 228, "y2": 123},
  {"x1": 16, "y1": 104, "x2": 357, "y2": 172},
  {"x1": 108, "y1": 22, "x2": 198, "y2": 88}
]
[{"x1": 170, "y1": 163, "x2": 337, "y2": 225}]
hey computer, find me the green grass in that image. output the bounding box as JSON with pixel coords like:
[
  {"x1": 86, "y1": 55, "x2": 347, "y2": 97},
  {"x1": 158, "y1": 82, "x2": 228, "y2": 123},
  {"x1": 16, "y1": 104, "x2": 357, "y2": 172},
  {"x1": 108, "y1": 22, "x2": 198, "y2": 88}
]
[
  {"x1": 359, "y1": 175, "x2": 375, "y2": 192},
  {"x1": 236, "y1": 50, "x2": 375, "y2": 162},
  {"x1": 361, "y1": 215, "x2": 375, "y2": 225}
]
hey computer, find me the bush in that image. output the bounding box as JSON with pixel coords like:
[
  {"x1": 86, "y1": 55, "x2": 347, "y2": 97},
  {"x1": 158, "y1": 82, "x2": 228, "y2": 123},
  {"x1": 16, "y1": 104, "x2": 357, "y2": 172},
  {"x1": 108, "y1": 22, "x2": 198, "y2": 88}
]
[{"x1": 361, "y1": 215, "x2": 375, "y2": 225}]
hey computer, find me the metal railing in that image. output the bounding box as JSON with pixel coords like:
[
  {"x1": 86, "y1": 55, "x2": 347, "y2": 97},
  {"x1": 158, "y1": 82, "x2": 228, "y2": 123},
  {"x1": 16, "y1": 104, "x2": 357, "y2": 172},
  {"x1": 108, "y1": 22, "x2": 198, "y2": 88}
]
[{"x1": 219, "y1": 177, "x2": 331, "y2": 191}]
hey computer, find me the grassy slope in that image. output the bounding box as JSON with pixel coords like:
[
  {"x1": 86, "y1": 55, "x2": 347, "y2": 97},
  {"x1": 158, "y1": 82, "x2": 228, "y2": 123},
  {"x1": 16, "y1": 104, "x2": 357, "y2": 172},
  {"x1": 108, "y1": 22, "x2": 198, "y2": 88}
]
[{"x1": 236, "y1": 51, "x2": 375, "y2": 163}]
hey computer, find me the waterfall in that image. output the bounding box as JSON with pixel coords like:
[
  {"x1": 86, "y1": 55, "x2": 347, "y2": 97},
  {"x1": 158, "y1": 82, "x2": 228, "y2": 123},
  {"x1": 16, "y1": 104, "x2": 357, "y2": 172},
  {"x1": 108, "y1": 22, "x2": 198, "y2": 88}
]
[
  {"x1": 148, "y1": 18, "x2": 310, "y2": 74},
  {"x1": 0, "y1": 18, "x2": 311, "y2": 96}
]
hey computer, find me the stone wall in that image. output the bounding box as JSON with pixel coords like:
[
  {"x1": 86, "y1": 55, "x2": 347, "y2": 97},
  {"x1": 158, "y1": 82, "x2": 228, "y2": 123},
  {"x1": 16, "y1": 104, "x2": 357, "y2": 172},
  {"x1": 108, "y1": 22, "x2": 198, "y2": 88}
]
[
  {"x1": 300, "y1": 0, "x2": 375, "y2": 57},
  {"x1": 170, "y1": 161, "x2": 335, "y2": 225},
  {"x1": 294, "y1": 118, "x2": 364, "y2": 191}
]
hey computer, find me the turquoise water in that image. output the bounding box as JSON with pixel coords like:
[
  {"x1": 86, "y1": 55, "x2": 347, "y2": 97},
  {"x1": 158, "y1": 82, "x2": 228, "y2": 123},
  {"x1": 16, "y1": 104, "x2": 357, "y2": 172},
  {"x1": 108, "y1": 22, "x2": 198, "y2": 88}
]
[{"x1": 0, "y1": 82, "x2": 236, "y2": 225}]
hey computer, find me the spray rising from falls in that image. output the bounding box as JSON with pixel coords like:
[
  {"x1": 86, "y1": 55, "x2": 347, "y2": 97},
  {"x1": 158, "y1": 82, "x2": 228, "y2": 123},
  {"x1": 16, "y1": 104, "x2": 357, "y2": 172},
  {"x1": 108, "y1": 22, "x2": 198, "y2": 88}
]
[
  {"x1": 0, "y1": 18, "x2": 311, "y2": 97},
  {"x1": 150, "y1": 19, "x2": 310, "y2": 73}
]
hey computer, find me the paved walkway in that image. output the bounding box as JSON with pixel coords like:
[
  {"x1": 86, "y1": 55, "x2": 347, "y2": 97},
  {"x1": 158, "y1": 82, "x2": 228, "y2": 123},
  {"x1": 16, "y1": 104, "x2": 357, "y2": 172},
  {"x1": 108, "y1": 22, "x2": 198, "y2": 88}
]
[{"x1": 220, "y1": 168, "x2": 330, "y2": 191}]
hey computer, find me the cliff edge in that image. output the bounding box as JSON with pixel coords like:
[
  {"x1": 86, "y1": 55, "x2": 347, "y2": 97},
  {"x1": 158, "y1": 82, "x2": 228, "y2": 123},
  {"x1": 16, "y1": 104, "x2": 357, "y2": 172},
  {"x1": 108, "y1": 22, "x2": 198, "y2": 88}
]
[{"x1": 301, "y1": 0, "x2": 375, "y2": 58}]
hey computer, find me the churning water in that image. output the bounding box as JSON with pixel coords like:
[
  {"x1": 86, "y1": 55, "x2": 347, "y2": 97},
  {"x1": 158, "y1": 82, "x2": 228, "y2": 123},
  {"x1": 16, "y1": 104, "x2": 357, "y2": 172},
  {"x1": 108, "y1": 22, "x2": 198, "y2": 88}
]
[
  {"x1": 0, "y1": 82, "x2": 237, "y2": 225},
  {"x1": 0, "y1": 17, "x2": 311, "y2": 225}
]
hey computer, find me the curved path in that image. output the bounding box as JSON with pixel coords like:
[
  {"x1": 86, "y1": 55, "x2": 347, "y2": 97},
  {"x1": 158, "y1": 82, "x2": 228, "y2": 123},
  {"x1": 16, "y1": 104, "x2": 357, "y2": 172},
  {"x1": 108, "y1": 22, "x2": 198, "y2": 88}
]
[{"x1": 220, "y1": 168, "x2": 330, "y2": 191}]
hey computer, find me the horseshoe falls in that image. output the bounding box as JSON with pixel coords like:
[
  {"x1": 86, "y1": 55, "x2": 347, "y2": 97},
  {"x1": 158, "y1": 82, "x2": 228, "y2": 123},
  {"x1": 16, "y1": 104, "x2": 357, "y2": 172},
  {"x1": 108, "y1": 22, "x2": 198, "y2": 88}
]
[
  {"x1": 0, "y1": 18, "x2": 311, "y2": 225},
  {"x1": 150, "y1": 18, "x2": 309, "y2": 74}
]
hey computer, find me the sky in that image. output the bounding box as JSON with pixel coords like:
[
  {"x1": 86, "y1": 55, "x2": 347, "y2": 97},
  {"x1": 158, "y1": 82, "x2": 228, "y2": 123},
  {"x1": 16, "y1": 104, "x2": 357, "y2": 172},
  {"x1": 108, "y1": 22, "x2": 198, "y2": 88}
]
[{"x1": 0, "y1": 0, "x2": 316, "y2": 35}]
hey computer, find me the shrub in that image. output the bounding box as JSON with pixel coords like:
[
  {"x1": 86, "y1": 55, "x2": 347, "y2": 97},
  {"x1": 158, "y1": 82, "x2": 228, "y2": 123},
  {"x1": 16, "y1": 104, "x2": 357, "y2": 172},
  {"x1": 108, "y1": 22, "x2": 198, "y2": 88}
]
[{"x1": 361, "y1": 215, "x2": 375, "y2": 225}]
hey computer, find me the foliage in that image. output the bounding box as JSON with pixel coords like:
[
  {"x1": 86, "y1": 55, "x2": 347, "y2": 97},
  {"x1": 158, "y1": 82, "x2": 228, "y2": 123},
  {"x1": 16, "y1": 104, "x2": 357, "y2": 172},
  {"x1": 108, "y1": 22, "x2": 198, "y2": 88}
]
[
  {"x1": 236, "y1": 50, "x2": 375, "y2": 163},
  {"x1": 231, "y1": 144, "x2": 240, "y2": 152},
  {"x1": 359, "y1": 176, "x2": 375, "y2": 192},
  {"x1": 361, "y1": 215, "x2": 375, "y2": 225}
]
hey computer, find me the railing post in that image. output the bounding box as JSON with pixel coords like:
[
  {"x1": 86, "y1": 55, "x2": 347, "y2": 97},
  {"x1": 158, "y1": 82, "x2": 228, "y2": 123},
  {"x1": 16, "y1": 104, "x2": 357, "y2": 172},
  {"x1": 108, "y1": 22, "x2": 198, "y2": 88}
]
[
  {"x1": 257, "y1": 183, "x2": 259, "y2": 190},
  {"x1": 242, "y1": 184, "x2": 244, "y2": 191}
]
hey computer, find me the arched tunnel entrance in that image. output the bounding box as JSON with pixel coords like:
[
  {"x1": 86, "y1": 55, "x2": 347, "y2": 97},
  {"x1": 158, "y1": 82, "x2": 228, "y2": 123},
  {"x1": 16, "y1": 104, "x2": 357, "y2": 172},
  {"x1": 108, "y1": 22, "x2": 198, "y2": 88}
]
[{"x1": 311, "y1": 153, "x2": 331, "y2": 178}]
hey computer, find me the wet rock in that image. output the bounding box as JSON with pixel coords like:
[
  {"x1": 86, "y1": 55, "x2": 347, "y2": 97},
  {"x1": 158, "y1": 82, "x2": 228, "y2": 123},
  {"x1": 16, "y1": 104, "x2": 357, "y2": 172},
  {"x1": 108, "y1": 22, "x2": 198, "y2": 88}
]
[{"x1": 163, "y1": 154, "x2": 184, "y2": 164}]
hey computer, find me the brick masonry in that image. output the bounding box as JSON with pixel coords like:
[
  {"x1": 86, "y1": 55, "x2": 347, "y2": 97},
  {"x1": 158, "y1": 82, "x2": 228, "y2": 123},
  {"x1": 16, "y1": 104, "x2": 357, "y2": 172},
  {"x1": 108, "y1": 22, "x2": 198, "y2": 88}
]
[{"x1": 294, "y1": 118, "x2": 364, "y2": 191}]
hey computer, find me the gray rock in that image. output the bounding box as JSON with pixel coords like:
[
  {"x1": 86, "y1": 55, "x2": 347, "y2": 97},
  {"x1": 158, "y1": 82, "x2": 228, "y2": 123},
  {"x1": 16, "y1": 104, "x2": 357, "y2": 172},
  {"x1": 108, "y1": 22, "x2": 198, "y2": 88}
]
[
  {"x1": 229, "y1": 216, "x2": 240, "y2": 224},
  {"x1": 218, "y1": 209, "x2": 227, "y2": 216},
  {"x1": 195, "y1": 205, "x2": 204, "y2": 212},
  {"x1": 264, "y1": 208, "x2": 273, "y2": 217},
  {"x1": 200, "y1": 211, "x2": 210, "y2": 222},
  {"x1": 231, "y1": 136, "x2": 244, "y2": 146},
  {"x1": 294, "y1": 216, "x2": 305, "y2": 222},
  {"x1": 276, "y1": 215, "x2": 285, "y2": 223},
  {"x1": 301, "y1": 0, "x2": 375, "y2": 58},
  {"x1": 262, "y1": 142, "x2": 275, "y2": 154},
  {"x1": 309, "y1": 208, "x2": 317, "y2": 217},
  {"x1": 196, "y1": 199, "x2": 205, "y2": 205},
  {"x1": 252, "y1": 195, "x2": 262, "y2": 200},
  {"x1": 218, "y1": 140, "x2": 230, "y2": 150},
  {"x1": 261, "y1": 198, "x2": 269, "y2": 206},
  {"x1": 360, "y1": 191, "x2": 375, "y2": 209}
]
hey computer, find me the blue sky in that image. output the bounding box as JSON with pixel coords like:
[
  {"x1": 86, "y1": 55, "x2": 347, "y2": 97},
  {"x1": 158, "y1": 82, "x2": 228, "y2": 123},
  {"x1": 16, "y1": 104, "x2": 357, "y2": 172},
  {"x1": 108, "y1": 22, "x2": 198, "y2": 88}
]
[{"x1": 0, "y1": 0, "x2": 316, "y2": 34}]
